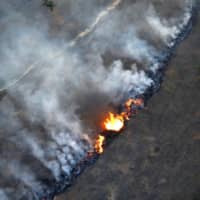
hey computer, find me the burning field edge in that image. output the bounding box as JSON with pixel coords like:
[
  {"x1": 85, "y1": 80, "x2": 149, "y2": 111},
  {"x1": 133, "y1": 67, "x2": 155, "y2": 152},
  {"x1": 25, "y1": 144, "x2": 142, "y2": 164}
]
[{"x1": 38, "y1": 3, "x2": 200, "y2": 200}]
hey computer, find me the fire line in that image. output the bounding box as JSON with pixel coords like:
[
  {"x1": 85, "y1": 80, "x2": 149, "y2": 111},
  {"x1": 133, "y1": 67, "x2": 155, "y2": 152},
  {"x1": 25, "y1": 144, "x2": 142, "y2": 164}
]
[{"x1": 94, "y1": 98, "x2": 143, "y2": 154}]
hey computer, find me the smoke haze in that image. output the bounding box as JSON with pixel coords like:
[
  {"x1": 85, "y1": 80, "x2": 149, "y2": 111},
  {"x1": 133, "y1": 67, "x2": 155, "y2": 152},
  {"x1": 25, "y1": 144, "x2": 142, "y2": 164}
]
[{"x1": 0, "y1": 0, "x2": 196, "y2": 199}]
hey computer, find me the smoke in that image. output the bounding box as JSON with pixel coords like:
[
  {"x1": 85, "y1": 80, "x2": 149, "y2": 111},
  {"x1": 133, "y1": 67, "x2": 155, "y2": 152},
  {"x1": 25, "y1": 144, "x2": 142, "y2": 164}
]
[{"x1": 0, "y1": 0, "x2": 195, "y2": 199}]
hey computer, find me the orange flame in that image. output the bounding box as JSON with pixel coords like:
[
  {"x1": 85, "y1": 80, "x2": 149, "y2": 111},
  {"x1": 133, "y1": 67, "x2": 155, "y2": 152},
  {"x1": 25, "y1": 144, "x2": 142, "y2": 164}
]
[
  {"x1": 122, "y1": 98, "x2": 144, "y2": 120},
  {"x1": 103, "y1": 98, "x2": 143, "y2": 132},
  {"x1": 104, "y1": 112, "x2": 124, "y2": 132},
  {"x1": 94, "y1": 135, "x2": 105, "y2": 154},
  {"x1": 94, "y1": 98, "x2": 143, "y2": 154},
  {"x1": 125, "y1": 98, "x2": 143, "y2": 107}
]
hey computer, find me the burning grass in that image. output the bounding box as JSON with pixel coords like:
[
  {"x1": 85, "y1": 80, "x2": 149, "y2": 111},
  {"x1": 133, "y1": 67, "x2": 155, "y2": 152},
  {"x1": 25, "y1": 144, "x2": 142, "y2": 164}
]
[{"x1": 94, "y1": 98, "x2": 144, "y2": 154}]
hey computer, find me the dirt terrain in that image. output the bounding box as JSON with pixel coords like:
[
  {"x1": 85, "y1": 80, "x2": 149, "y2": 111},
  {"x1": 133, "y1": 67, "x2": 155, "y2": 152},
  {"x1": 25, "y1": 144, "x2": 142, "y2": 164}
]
[
  {"x1": 56, "y1": 11, "x2": 200, "y2": 200},
  {"x1": 0, "y1": 1, "x2": 199, "y2": 200}
]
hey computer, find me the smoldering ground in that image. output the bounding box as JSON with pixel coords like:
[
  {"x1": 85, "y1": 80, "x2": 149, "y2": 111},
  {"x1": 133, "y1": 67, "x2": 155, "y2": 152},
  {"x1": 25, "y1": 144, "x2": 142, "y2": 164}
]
[{"x1": 0, "y1": 0, "x2": 196, "y2": 199}]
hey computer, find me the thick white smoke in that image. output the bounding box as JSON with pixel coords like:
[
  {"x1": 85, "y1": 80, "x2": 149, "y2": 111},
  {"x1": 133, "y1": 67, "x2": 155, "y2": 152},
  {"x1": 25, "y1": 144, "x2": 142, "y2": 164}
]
[{"x1": 0, "y1": 0, "x2": 195, "y2": 199}]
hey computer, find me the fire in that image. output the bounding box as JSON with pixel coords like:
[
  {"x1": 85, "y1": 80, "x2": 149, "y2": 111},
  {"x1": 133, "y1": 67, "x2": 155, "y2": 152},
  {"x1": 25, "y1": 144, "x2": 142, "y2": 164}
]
[
  {"x1": 104, "y1": 112, "x2": 124, "y2": 132},
  {"x1": 94, "y1": 135, "x2": 105, "y2": 154},
  {"x1": 122, "y1": 98, "x2": 144, "y2": 120},
  {"x1": 125, "y1": 98, "x2": 143, "y2": 106},
  {"x1": 103, "y1": 98, "x2": 143, "y2": 132},
  {"x1": 94, "y1": 98, "x2": 143, "y2": 154}
]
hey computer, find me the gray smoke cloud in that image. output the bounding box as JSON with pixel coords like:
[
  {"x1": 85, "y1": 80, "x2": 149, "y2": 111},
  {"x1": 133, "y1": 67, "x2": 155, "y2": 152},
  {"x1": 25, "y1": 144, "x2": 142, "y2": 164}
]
[{"x1": 0, "y1": 0, "x2": 195, "y2": 199}]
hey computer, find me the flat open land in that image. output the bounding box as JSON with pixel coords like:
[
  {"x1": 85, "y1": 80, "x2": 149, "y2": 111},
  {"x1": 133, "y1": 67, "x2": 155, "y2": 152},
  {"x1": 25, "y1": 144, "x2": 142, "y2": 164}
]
[{"x1": 57, "y1": 11, "x2": 200, "y2": 200}]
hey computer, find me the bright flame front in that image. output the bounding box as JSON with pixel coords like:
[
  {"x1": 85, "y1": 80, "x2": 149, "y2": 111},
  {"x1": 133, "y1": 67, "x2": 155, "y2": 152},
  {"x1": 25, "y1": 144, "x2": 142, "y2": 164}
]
[
  {"x1": 104, "y1": 112, "x2": 124, "y2": 132},
  {"x1": 94, "y1": 98, "x2": 143, "y2": 154},
  {"x1": 94, "y1": 135, "x2": 105, "y2": 154}
]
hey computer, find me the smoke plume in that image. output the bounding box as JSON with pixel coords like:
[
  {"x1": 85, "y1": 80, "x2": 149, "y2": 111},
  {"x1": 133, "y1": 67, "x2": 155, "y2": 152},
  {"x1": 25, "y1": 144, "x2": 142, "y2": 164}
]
[{"x1": 0, "y1": 0, "x2": 196, "y2": 199}]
